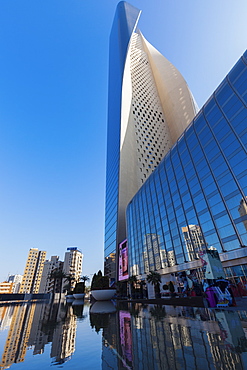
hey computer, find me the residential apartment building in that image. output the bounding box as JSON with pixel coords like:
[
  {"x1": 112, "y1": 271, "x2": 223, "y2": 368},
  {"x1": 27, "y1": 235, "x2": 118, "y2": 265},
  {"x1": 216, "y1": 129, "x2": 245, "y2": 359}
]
[
  {"x1": 39, "y1": 256, "x2": 63, "y2": 294},
  {"x1": 19, "y1": 248, "x2": 46, "y2": 294},
  {"x1": 63, "y1": 247, "x2": 83, "y2": 289}
]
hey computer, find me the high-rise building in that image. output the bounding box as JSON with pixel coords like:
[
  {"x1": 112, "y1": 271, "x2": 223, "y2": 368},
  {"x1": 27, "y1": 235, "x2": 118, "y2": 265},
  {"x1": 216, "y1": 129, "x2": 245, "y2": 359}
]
[
  {"x1": 126, "y1": 51, "x2": 247, "y2": 295},
  {"x1": 19, "y1": 248, "x2": 46, "y2": 294},
  {"x1": 104, "y1": 2, "x2": 197, "y2": 280},
  {"x1": 39, "y1": 256, "x2": 64, "y2": 294},
  {"x1": 63, "y1": 247, "x2": 83, "y2": 289}
]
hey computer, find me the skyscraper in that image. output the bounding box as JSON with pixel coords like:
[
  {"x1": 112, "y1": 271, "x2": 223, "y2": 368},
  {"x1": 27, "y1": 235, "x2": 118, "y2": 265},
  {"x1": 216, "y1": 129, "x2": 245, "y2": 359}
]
[
  {"x1": 19, "y1": 248, "x2": 46, "y2": 294},
  {"x1": 63, "y1": 247, "x2": 83, "y2": 289},
  {"x1": 39, "y1": 256, "x2": 63, "y2": 294},
  {"x1": 104, "y1": 2, "x2": 197, "y2": 280}
]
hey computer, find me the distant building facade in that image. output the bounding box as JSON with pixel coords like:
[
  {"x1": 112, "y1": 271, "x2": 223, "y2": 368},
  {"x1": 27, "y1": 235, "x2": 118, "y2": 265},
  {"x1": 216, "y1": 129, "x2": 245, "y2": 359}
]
[
  {"x1": 39, "y1": 256, "x2": 64, "y2": 294},
  {"x1": 0, "y1": 282, "x2": 13, "y2": 294},
  {"x1": 19, "y1": 248, "x2": 46, "y2": 294},
  {"x1": 104, "y1": 2, "x2": 197, "y2": 280},
  {"x1": 8, "y1": 274, "x2": 23, "y2": 293},
  {"x1": 63, "y1": 247, "x2": 83, "y2": 289},
  {"x1": 127, "y1": 51, "x2": 247, "y2": 294}
]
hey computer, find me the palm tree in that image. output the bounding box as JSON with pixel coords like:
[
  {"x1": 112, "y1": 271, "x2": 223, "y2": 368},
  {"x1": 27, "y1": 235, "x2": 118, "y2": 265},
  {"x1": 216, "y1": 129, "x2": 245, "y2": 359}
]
[
  {"x1": 64, "y1": 274, "x2": 75, "y2": 290},
  {"x1": 150, "y1": 305, "x2": 166, "y2": 320},
  {"x1": 49, "y1": 269, "x2": 72, "y2": 296},
  {"x1": 81, "y1": 275, "x2": 90, "y2": 284},
  {"x1": 147, "y1": 271, "x2": 161, "y2": 298}
]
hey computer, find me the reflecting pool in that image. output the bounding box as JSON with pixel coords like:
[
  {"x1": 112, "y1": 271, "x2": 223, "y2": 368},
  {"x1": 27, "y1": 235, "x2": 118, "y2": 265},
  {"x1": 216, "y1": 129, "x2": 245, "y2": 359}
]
[{"x1": 0, "y1": 299, "x2": 246, "y2": 369}]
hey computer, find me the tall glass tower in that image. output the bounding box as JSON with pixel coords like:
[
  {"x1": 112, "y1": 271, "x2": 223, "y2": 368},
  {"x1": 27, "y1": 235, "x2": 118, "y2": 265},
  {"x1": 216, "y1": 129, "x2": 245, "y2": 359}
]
[{"x1": 104, "y1": 2, "x2": 197, "y2": 280}]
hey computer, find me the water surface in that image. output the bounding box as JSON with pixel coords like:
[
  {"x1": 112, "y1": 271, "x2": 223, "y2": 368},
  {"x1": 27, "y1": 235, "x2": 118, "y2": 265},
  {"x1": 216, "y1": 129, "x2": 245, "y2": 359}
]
[{"x1": 0, "y1": 300, "x2": 246, "y2": 369}]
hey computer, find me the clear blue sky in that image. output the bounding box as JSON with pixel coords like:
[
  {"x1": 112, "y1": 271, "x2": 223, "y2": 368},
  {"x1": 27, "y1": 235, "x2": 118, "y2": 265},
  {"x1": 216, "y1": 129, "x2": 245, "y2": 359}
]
[{"x1": 0, "y1": 0, "x2": 246, "y2": 282}]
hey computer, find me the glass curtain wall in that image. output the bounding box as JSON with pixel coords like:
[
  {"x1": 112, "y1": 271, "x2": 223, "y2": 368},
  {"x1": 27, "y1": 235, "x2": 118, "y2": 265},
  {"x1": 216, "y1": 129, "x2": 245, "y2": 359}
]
[
  {"x1": 127, "y1": 51, "x2": 247, "y2": 283},
  {"x1": 104, "y1": 3, "x2": 140, "y2": 280}
]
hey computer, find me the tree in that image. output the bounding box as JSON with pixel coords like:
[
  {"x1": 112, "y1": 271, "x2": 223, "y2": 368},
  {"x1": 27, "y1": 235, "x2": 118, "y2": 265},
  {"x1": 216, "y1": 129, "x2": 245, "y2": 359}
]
[
  {"x1": 81, "y1": 275, "x2": 90, "y2": 284},
  {"x1": 74, "y1": 282, "x2": 85, "y2": 294},
  {"x1": 64, "y1": 274, "x2": 75, "y2": 289},
  {"x1": 91, "y1": 273, "x2": 97, "y2": 290},
  {"x1": 74, "y1": 275, "x2": 89, "y2": 293},
  {"x1": 91, "y1": 271, "x2": 110, "y2": 290},
  {"x1": 74, "y1": 276, "x2": 90, "y2": 294},
  {"x1": 49, "y1": 269, "x2": 72, "y2": 295},
  {"x1": 150, "y1": 305, "x2": 166, "y2": 320},
  {"x1": 147, "y1": 271, "x2": 161, "y2": 298}
]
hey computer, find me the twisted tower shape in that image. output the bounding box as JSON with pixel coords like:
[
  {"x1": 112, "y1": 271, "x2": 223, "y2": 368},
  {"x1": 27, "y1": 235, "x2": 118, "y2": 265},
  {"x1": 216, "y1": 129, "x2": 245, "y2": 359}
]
[{"x1": 104, "y1": 2, "x2": 197, "y2": 279}]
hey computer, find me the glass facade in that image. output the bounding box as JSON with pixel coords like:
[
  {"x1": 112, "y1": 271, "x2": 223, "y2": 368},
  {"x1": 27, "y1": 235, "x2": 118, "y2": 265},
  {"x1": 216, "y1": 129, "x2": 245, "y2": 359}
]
[
  {"x1": 127, "y1": 51, "x2": 247, "y2": 283},
  {"x1": 104, "y1": 2, "x2": 196, "y2": 281},
  {"x1": 104, "y1": 2, "x2": 141, "y2": 280}
]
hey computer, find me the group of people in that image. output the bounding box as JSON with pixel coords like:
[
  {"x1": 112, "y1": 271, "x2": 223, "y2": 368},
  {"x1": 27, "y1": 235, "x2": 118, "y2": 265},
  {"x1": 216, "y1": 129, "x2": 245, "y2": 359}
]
[
  {"x1": 204, "y1": 278, "x2": 236, "y2": 307},
  {"x1": 175, "y1": 272, "x2": 240, "y2": 307}
]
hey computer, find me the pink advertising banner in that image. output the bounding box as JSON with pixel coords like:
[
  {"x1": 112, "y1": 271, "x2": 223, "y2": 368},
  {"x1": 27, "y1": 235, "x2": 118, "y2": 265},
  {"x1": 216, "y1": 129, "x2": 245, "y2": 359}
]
[{"x1": 119, "y1": 239, "x2": 129, "y2": 281}]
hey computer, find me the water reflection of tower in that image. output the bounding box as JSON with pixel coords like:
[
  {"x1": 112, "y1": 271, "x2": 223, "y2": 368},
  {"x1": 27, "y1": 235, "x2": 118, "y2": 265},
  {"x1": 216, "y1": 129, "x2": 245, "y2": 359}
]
[
  {"x1": 0, "y1": 301, "x2": 78, "y2": 368},
  {"x1": 130, "y1": 306, "x2": 247, "y2": 369},
  {"x1": 238, "y1": 197, "x2": 247, "y2": 232},
  {"x1": 50, "y1": 305, "x2": 77, "y2": 364},
  {"x1": 28, "y1": 302, "x2": 50, "y2": 355},
  {"x1": 101, "y1": 308, "x2": 122, "y2": 370},
  {"x1": 29, "y1": 301, "x2": 77, "y2": 362},
  {"x1": 182, "y1": 225, "x2": 205, "y2": 261},
  {"x1": 207, "y1": 310, "x2": 247, "y2": 368},
  {"x1": 0, "y1": 305, "x2": 14, "y2": 332},
  {"x1": 0, "y1": 303, "x2": 37, "y2": 369},
  {"x1": 208, "y1": 332, "x2": 244, "y2": 368}
]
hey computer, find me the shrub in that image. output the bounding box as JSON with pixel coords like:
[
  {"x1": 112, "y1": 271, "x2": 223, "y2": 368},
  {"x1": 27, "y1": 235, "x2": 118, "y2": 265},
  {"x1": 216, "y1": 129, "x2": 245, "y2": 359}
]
[
  {"x1": 91, "y1": 271, "x2": 110, "y2": 290},
  {"x1": 74, "y1": 282, "x2": 85, "y2": 294}
]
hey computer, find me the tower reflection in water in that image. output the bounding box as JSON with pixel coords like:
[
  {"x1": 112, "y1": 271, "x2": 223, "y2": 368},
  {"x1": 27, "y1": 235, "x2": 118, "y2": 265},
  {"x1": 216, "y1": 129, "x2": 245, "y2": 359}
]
[
  {"x1": 0, "y1": 300, "x2": 80, "y2": 369},
  {"x1": 1, "y1": 301, "x2": 247, "y2": 369},
  {"x1": 100, "y1": 303, "x2": 247, "y2": 370}
]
